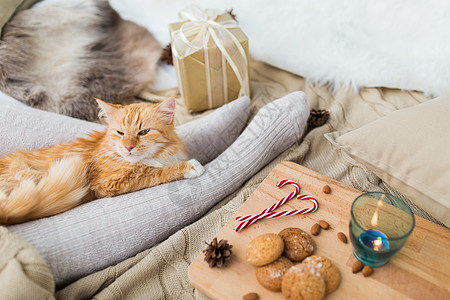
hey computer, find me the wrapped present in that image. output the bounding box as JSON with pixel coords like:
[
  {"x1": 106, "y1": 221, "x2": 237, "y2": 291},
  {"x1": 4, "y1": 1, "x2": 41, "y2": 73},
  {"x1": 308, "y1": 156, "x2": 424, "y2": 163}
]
[{"x1": 169, "y1": 5, "x2": 250, "y2": 113}]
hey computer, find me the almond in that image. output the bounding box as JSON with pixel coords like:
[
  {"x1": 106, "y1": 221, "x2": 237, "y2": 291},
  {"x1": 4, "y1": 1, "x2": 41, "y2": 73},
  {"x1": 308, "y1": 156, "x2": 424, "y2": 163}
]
[
  {"x1": 318, "y1": 220, "x2": 330, "y2": 229},
  {"x1": 243, "y1": 292, "x2": 259, "y2": 300},
  {"x1": 322, "y1": 185, "x2": 331, "y2": 194},
  {"x1": 311, "y1": 223, "x2": 320, "y2": 235},
  {"x1": 362, "y1": 265, "x2": 374, "y2": 277},
  {"x1": 337, "y1": 232, "x2": 347, "y2": 243},
  {"x1": 352, "y1": 260, "x2": 364, "y2": 273}
]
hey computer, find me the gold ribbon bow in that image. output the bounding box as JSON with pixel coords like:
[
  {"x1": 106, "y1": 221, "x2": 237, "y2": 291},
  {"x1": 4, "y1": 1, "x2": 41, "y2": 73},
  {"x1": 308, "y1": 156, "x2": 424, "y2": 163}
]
[{"x1": 171, "y1": 4, "x2": 249, "y2": 108}]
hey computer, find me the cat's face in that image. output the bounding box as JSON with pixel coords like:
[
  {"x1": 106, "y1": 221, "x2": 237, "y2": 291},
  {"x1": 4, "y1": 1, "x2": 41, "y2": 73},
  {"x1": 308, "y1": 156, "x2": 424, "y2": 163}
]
[{"x1": 96, "y1": 98, "x2": 176, "y2": 163}]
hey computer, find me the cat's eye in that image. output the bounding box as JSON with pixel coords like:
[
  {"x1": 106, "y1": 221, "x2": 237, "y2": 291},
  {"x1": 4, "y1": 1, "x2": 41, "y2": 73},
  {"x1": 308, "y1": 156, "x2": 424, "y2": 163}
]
[
  {"x1": 138, "y1": 129, "x2": 150, "y2": 136},
  {"x1": 116, "y1": 130, "x2": 124, "y2": 136}
]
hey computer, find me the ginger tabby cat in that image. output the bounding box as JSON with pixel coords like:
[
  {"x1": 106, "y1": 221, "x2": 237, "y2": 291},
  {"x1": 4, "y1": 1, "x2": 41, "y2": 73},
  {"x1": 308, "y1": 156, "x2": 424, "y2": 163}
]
[{"x1": 0, "y1": 97, "x2": 205, "y2": 224}]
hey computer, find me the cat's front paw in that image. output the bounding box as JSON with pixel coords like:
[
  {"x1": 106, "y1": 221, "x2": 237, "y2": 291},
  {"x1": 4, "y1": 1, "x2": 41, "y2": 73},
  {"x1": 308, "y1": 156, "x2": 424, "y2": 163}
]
[{"x1": 184, "y1": 159, "x2": 205, "y2": 179}]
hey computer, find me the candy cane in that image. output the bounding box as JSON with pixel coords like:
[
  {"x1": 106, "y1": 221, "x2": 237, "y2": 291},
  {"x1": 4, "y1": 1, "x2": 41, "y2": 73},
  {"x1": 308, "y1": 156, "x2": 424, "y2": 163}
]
[
  {"x1": 246, "y1": 195, "x2": 318, "y2": 221},
  {"x1": 234, "y1": 195, "x2": 318, "y2": 232},
  {"x1": 235, "y1": 179, "x2": 300, "y2": 222},
  {"x1": 234, "y1": 180, "x2": 319, "y2": 232},
  {"x1": 234, "y1": 180, "x2": 300, "y2": 231}
]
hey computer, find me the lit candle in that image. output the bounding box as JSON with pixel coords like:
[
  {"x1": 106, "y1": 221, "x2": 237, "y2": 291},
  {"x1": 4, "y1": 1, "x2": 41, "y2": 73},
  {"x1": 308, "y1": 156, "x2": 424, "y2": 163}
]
[
  {"x1": 350, "y1": 192, "x2": 415, "y2": 267},
  {"x1": 359, "y1": 230, "x2": 390, "y2": 251}
]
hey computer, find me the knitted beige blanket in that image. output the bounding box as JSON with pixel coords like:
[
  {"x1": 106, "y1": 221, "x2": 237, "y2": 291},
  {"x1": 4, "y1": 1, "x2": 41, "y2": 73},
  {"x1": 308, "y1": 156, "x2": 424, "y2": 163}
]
[{"x1": 0, "y1": 60, "x2": 436, "y2": 299}]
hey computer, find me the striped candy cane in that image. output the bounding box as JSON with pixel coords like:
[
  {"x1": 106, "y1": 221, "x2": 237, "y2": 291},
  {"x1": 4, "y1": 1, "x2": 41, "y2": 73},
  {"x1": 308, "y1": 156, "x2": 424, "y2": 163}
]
[
  {"x1": 235, "y1": 179, "x2": 300, "y2": 222},
  {"x1": 234, "y1": 194, "x2": 318, "y2": 232}
]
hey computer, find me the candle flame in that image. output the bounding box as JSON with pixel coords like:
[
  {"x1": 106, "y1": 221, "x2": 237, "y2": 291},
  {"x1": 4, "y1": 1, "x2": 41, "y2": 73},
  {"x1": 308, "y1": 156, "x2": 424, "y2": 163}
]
[{"x1": 370, "y1": 195, "x2": 385, "y2": 227}]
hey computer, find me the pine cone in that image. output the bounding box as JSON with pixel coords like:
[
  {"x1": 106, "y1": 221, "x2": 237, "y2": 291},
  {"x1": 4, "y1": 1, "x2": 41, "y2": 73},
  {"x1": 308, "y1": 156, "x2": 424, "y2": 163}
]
[
  {"x1": 161, "y1": 43, "x2": 173, "y2": 65},
  {"x1": 203, "y1": 237, "x2": 233, "y2": 268},
  {"x1": 308, "y1": 109, "x2": 330, "y2": 129}
]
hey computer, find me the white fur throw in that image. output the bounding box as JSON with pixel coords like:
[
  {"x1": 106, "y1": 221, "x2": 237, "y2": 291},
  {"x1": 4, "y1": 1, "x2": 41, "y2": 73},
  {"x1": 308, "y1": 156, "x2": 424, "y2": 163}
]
[{"x1": 111, "y1": 0, "x2": 450, "y2": 96}]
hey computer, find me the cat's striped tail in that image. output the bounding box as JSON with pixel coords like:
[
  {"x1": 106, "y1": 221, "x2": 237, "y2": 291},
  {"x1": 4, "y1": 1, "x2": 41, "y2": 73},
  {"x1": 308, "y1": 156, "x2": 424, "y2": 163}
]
[{"x1": 0, "y1": 156, "x2": 90, "y2": 224}]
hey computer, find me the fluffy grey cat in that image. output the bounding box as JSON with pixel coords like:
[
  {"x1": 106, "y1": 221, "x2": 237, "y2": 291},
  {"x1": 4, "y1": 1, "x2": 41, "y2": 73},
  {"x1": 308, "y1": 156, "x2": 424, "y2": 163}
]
[{"x1": 0, "y1": 0, "x2": 161, "y2": 121}]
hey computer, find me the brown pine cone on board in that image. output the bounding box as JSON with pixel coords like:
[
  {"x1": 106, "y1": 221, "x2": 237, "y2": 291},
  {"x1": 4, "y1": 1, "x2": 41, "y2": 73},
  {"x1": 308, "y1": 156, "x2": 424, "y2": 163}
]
[{"x1": 203, "y1": 237, "x2": 233, "y2": 268}]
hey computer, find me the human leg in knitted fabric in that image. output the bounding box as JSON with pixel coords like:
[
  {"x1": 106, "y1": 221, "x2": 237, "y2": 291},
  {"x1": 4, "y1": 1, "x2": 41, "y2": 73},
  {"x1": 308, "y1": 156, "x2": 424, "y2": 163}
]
[
  {"x1": 176, "y1": 96, "x2": 250, "y2": 164},
  {"x1": 8, "y1": 91, "x2": 309, "y2": 287},
  {"x1": 0, "y1": 96, "x2": 250, "y2": 164}
]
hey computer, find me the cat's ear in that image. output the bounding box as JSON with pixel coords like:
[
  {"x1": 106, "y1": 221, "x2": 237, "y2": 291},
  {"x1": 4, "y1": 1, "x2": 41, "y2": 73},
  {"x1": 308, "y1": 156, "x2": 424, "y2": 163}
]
[
  {"x1": 155, "y1": 97, "x2": 176, "y2": 124},
  {"x1": 94, "y1": 98, "x2": 121, "y2": 121}
]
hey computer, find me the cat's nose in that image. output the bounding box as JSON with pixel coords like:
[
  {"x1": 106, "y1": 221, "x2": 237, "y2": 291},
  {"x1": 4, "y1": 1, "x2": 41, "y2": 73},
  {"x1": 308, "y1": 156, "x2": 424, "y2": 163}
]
[{"x1": 124, "y1": 145, "x2": 134, "y2": 152}]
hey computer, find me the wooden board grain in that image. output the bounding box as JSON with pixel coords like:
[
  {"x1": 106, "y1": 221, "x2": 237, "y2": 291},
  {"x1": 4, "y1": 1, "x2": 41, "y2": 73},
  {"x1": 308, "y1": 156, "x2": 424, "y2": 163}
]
[{"x1": 188, "y1": 161, "x2": 450, "y2": 299}]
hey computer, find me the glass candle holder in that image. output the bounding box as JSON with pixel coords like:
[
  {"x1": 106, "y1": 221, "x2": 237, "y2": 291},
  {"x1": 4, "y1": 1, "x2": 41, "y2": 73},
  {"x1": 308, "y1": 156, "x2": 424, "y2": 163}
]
[{"x1": 349, "y1": 192, "x2": 415, "y2": 267}]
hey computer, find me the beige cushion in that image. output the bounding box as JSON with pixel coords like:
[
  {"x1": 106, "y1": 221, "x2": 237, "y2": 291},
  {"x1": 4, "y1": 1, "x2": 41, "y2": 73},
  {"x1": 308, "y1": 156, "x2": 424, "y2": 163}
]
[{"x1": 325, "y1": 92, "x2": 450, "y2": 227}]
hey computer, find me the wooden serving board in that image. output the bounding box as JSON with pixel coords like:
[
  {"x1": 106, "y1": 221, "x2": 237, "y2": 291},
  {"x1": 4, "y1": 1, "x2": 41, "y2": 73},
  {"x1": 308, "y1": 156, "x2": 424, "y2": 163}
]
[{"x1": 188, "y1": 161, "x2": 450, "y2": 299}]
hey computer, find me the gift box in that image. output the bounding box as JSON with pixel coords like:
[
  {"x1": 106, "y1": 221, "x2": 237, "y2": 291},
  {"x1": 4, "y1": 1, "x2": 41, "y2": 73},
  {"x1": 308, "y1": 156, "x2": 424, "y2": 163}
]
[{"x1": 169, "y1": 5, "x2": 250, "y2": 113}]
